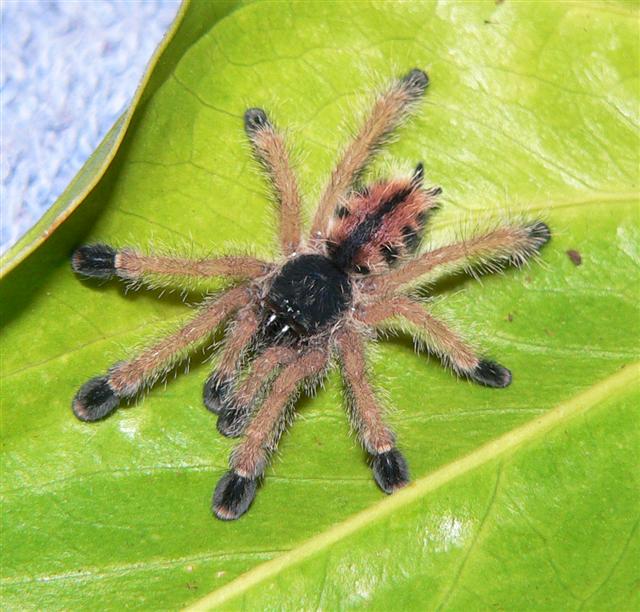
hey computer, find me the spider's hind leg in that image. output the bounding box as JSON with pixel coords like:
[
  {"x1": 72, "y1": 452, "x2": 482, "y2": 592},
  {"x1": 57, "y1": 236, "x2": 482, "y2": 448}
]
[
  {"x1": 310, "y1": 68, "x2": 430, "y2": 240},
  {"x1": 372, "y1": 221, "x2": 552, "y2": 294},
  {"x1": 336, "y1": 328, "x2": 409, "y2": 493},
  {"x1": 213, "y1": 349, "x2": 327, "y2": 520}
]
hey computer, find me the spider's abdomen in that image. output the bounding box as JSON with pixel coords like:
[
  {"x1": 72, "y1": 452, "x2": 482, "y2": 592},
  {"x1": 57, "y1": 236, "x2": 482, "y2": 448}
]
[
  {"x1": 263, "y1": 254, "x2": 352, "y2": 339},
  {"x1": 326, "y1": 166, "x2": 441, "y2": 274}
]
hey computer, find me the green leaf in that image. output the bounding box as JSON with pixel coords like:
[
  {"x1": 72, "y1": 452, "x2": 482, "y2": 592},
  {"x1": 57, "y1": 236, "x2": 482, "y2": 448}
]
[
  {"x1": 0, "y1": 0, "x2": 248, "y2": 276},
  {"x1": 1, "y1": 1, "x2": 638, "y2": 610},
  {"x1": 187, "y1": 364, "x2": 640, "y2": 610}
]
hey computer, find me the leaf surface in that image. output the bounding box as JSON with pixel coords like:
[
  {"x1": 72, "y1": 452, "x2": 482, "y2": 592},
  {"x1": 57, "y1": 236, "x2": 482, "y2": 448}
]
[{"x1": 1, "y1": 1, "x2": 638, "y2": 609}]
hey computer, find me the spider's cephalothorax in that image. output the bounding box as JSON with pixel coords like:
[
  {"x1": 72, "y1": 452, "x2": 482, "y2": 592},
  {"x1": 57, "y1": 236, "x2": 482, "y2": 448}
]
[
  {"x1": 262, "y1": 254, "x2": 352, "y2": 342},
  {"x1": 71, "y1": 69, "x2": 551, "y2": 520}
]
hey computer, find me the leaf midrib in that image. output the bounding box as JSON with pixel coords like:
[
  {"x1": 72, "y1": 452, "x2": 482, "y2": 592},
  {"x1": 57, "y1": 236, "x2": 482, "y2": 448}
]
[{"x1": 184, "y1": 361, "x2": 640, "y2": 611}]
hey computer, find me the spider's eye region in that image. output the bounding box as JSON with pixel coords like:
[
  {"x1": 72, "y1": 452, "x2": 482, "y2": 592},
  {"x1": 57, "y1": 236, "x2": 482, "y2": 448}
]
[{"x1": 265, "y1": 254, "x2": 352, "y2": 337}]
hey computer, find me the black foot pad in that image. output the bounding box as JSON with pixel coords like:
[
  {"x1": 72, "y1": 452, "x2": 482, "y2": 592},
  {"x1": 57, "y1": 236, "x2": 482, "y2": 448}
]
[
  {"x1": 72, "y1": 376, "x2": 120, "y2": 422},
  {"x1": 526, "y1": 221, "x2": 552, "y2": 248},
  {"x1": 401, "y1": 68, "x2": 429, "y2": 93},
  {"x1": 372, "y1": 448, "x2": 410, "y2": 494},
  {"x1": 244, "y1": 108, "x2": 271, "y2": 135},
  {"x1": 213, "y1": 471, "x2": 258, "y2": 521},
  {"x1": 217, "y1": 405, "x2": 249, "y2": 438},
  {"x1": 71, "y1": 244, "x2": 117, "y2": 278},
  {"x1": 471, "y1": 360, "x2": 512, "y2": 388},
  {"x1": 203, "y1": 373, "x2": 231, "y2": 415}
]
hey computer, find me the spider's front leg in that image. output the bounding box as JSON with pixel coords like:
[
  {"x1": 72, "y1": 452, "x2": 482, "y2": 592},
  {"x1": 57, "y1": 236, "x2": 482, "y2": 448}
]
[
  {"x1": 336, "y1": 328, "x2": 409, "y2": 493},
  {"x1": 72, "y1": 287, "x2": 248, "y2": 421},
  {"x1": 72, "y1": 245, "x2": 269, "y2": 288},
  {"x1": 203, "y1": 304, "x2": 260, "y2": 415},
  {"x1": 357, "y1": 296, "x2": 511, "y2": 388},
  {"x1": 215, "y1": 345, "x2": 297, "y2": 438},
  {"x1": 213, "y1": 349, "x2": 327, "y2": 520}
]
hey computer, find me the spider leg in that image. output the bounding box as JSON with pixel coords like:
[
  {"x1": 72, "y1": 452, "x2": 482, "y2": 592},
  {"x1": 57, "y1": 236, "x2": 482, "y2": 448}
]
[
  {"x1": 72, "y1": 245, "x2": 270, "y2": 289},
  {"x1": 336, "y1": 328, "x2": 409, "y2": 494},
  {"x1": 203, "y1": 305, "x2": 260, "y2": 415},
  {"x1": 310, "y1": 68, "x2": 429, "y2": 240},
  {"x1": 216, "y1": 345, "x2": 296, "y2": 438},
  {"x1": 357, "y1": 296, "x2": 511, "y2": 388},
  {"x1": 244, "y1": 108, "x2": 303, "y2": 255},
  {"x1": 72, "y1": 286, "x2": 248, "y2": 422},
  {"x1": 213, "y1": 349, "x2": 327, "y2": 520},
  {"x1": 365, "y1": 221, "x2": 551, "y2": 295}
]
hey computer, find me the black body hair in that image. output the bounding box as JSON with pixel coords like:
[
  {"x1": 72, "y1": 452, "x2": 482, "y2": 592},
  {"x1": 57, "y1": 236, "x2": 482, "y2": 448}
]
[
  {"x1": 213, "y1": 472, "x2": 258, "y2": 520},
  {"x1": 264, "y1": 254, "x2": 352, "y2": 339},
  {"x1": 372, "y1": 448, "x2": 409, "y2": 493},
  {"x1": 71, "y1": 244, "x2": 116, "y2": 279}
]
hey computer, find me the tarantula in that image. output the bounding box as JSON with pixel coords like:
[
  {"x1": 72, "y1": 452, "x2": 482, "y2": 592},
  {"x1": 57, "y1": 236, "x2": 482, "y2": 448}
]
[{"x1": 71, "y1": 69, "x2": 550, "y2": 520}]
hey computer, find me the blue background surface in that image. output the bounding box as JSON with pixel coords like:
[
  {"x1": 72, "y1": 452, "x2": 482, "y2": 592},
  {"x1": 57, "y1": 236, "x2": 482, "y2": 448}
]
[{"x1": 1, "y1": 0, "x2": 181, "y2": 254}]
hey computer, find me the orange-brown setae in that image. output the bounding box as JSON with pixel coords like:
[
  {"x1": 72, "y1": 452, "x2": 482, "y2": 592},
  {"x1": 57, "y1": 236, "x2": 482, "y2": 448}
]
[{"x1": 71, "y1": 69, "x2": 550, "y2": 520}]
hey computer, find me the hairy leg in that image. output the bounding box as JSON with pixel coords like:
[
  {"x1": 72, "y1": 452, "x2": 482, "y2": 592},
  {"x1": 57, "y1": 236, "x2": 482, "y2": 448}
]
[
  {"x1": 310, "y1": 68, "x2": 429, "y2": 240},
  {"x1": 357, "y1": 296, "x2": 511, "y2": 388},
  {"x1": 203, "y1": 305, "x2": 260, "y2": 415},
  {"x1": 244, "y1": 108, "x2": 303, "y2": 255},
  {"x1": 72, "y1": 245, "x2": 270, "y2": 288},
  {"x1": 365, "y1": 221, "x2": 551, "y2": 295},
  {"x1": 213, "y1": 349, "x2": 327, "y2": 520},
  {"x1": 72, "y1": 286, "x2": 248, "y2": 421},
  {"x1": 336, "y1": 328, "x2": 409, "y2": 494},
  {"x1": 216, "y1": 345, "x2": 297, "y2": 437}
]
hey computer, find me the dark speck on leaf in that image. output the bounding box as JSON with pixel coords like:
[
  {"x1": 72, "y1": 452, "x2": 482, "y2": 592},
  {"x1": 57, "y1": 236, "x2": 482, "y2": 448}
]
[
  {"x1": 566, "y1": 249, "x2": 582, "y2": 266},
  {"x1": 507, "y1": 313, "x2": 514, "y2": 322}
]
